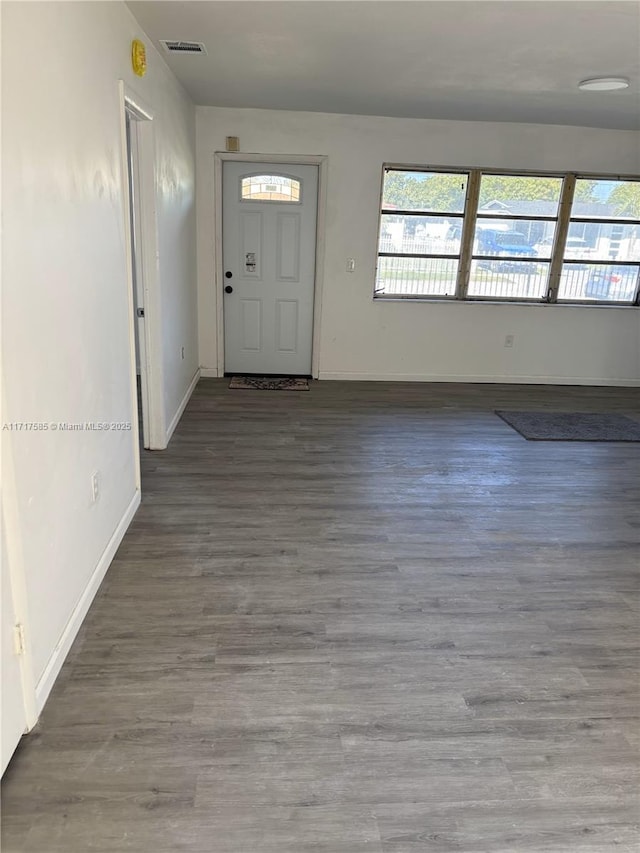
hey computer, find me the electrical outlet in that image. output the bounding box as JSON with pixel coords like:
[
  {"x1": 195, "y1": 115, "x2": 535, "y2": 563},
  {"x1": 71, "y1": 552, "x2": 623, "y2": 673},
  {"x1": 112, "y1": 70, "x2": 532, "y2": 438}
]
[
  {"x1": 504, "y1": 334, "x2": 515, "y2": 348},
  {"x1": 90, "y1": 471, "x2": 100, "y2": 504},
  {"x1": 181, "y1": 346, "x2": 185, "y2": 360}
]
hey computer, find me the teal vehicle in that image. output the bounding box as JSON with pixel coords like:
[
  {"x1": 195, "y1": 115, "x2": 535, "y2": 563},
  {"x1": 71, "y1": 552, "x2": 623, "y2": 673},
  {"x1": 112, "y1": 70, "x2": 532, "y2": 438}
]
[
  {"x1": 476, "y1": 229, "x2": 536, "y2": 257},
  {"x1": 475, "y1": 229, "x2": 537, "y2": 272}
]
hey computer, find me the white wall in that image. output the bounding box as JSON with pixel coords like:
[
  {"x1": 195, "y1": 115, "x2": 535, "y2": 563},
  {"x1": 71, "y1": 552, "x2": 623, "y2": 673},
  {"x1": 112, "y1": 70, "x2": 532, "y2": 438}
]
[
  {"x1": 197, "y1": 108, "x2": 640, "y2": 385},
  {"x1": 1, "y1": 0, "x2": 197, "y2": 720}
]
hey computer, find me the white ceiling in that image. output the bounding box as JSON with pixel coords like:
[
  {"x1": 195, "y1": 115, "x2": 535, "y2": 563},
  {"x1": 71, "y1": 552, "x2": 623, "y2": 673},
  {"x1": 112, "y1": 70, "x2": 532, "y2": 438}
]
[{"x1": 127, "y1": 1, "x2": 640, "y2": 130}]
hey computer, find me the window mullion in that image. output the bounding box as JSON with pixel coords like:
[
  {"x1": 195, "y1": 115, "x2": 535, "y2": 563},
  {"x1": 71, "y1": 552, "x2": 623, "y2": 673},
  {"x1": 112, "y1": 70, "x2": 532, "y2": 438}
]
[
  {"x1": 547, "y1": 174, "x2": 576, "y2": 302},
  {"x1": 456, "y1": 170, "x2": 481, "y2": 299}
]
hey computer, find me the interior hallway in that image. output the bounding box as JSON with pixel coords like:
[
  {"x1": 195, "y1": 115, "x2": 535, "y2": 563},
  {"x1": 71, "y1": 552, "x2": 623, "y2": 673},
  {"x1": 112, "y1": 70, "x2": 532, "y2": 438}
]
[{"x1": 2, "y1": 379, "x2": 639, "y2": 852}]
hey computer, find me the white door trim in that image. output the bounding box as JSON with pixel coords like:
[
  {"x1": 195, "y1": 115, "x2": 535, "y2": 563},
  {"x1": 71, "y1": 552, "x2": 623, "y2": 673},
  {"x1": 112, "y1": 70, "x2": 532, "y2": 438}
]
[
  {"x1": 213, "y1": 152, "x2": 328, "y2": 379},
  {"x1": 119, "y1": 81, "x2": 166, "y2": 464},
  {"x1": 1, "y1": 427, "x2": 38, "y2": 744}
]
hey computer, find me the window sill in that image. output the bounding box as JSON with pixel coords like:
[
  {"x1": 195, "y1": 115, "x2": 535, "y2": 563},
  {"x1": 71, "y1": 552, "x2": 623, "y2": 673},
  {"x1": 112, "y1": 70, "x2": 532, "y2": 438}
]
[{"x1": 373, "y1": 296, "x2": 637, "y2": 308}]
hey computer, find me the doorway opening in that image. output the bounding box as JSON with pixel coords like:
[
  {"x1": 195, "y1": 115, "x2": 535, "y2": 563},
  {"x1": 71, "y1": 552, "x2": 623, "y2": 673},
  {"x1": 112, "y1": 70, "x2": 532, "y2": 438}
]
[
  {"x1": 120, "y1": 82, "x2": 166, "y2": 459},
  {"x1": 125, "y1": 109, "x2": 150, "y2": 449}
]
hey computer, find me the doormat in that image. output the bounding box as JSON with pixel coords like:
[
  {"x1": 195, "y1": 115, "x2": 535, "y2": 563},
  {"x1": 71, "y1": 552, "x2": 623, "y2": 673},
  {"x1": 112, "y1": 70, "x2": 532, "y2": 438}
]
[
  {"x1": 495, "y1": 411, "x2": 640, "y2": 442},
  {"x1": 229, "y1": 376, "x2": 310, "y2": 391}
]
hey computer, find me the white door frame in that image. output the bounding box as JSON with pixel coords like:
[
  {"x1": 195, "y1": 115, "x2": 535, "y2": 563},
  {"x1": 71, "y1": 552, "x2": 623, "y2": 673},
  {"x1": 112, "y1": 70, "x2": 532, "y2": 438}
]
[
  {"x1": 214, "y1": 153, "x2": 328, "y2": 379},
  {"x1": 1, "y1": 423, "x2": 38, "y2": 774},
  {"x1": 124, "y1": 110, "x2": 151, "y2": 449},
  {"x1": 118, "y1": 81, "x2": 166, "y2": 464}
]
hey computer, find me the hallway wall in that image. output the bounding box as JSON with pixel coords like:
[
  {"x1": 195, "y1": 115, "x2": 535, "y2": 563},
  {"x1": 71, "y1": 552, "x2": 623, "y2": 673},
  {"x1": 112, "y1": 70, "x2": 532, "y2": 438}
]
[{"x1": 1, "y1": 0, "x2": 198, "y2": 736}]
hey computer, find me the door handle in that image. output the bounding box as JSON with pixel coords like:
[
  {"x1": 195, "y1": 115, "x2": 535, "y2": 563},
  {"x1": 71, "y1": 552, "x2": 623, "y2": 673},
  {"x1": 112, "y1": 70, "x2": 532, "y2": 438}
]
[{"x1": 225, "y1": 285, "x2": 233, "y2": 294}]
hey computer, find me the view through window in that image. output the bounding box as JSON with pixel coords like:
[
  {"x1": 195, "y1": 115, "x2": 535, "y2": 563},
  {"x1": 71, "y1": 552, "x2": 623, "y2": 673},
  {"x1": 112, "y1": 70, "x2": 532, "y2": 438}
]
[
  {"x1": 376, "y1": 168, "x2": 640, "y2": 305},
  {"x1": 558, "y1": 179, "x2": 640, "y2": 303}
]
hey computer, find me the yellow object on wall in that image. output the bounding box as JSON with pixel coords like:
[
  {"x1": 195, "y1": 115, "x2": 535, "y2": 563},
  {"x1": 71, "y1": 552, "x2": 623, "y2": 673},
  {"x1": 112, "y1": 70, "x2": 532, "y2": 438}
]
[{"x1": 132, "y1": 39, "x2": 147, "y2": 77}]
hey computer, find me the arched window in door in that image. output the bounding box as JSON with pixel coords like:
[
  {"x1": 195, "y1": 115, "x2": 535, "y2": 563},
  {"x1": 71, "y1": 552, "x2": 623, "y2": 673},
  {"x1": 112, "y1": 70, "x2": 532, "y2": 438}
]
[{"x1": 241, "y1": 174, "x2": 301, "y2": 203}]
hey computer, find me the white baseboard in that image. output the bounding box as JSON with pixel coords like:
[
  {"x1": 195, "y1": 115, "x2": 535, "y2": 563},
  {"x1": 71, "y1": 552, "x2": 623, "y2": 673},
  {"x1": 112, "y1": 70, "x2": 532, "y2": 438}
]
[
  {"x1": 199, "y1": 367, "x2": 220, "y2": 378},
  {"x1": 317, "y1": 371, "x2": 640, "y2": 387},
  {"x1": 165, "y1": 368, "x2": 201, "y2": 444},
  {"x1": 35, "y1": 491, "x2": 141, "y2": 714}
]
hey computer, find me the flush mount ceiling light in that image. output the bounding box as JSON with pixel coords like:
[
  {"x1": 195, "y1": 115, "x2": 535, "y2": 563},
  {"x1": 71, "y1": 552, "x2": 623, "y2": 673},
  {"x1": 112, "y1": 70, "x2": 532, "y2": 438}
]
[{"x1": 578, "y1": 76, "x2": 630, "y2": 91}]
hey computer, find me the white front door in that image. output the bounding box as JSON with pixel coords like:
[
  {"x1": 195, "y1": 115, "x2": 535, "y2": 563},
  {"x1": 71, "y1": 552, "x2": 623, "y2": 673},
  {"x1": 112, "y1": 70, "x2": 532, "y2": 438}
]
[{"x1": 223, "y1": 162, "x2": 318, "y2": 375}]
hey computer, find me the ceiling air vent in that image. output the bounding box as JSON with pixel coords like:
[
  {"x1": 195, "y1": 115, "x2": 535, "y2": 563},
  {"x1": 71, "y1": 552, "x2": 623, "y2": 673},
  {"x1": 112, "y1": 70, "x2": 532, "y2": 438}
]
[{"x1": 160, "y1": 40, "x2": 207, "y2": 55}]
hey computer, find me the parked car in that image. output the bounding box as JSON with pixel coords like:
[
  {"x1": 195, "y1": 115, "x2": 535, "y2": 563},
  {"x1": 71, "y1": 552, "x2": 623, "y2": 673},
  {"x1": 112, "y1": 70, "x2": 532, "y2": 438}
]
[
  {"x1": 475, "y1": 229, "x2": 537, "y2": 271},
  {"x1": 534, "y1": 235, "x2": 591, "y2": 260},
  {"x1": 477, "y1": 229, "x2": 536, "y2": 257},
  {"x1": 584, "y1": 266, "x2": 639, "y2": 299}
]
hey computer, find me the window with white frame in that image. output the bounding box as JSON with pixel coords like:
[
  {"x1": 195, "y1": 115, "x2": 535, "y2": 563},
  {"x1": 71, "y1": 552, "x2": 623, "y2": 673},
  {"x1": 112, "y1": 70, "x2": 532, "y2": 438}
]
[
  {"x1": 375, "y1": 167, "x2": 640, "y2": 306},
  {"x1": 558, "y1": 178, "x2": 640, "y2": 303},
  {"x1": 377, "y1": 170, "x2": 468, "y2": 298},
  {"x1": 469, "y1": 173, "x2": 563, "y2": 300}
]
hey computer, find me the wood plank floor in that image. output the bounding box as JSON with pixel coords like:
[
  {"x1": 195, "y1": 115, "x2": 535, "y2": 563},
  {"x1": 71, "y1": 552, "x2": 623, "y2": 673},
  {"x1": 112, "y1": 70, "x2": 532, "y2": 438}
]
[{"x1": 2, "y1": 379, "x2": 639, "y2": 852}]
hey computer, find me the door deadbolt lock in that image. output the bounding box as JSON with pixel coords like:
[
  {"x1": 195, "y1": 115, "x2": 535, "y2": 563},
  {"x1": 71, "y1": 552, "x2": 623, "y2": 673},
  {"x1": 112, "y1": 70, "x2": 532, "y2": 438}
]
[
  {"x1": 225, "y1": 271, "x2": 233, "y2": 279},
  {"x1": 136, "y1": 307, "x2": 145, "y2": 318}
]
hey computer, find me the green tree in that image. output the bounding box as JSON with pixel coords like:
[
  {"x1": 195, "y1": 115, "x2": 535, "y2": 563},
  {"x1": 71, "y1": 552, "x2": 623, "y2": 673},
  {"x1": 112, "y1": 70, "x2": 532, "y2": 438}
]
[
  {"x1": 480, "y1": 177, "x2": 597, "y2": 205},
  {"x1": 382, "y1": 171, "x2": 465, "y2": 211},
  {"x1": 608, "y1": 182, "x2": 640, "y2": 218},
  {"x1": 574, "y1": 180, "x2": 598, "y2": 202},
  {"x1": 383, "y1": 171, "x2": 597, "y2": 212},
  {"x1": 478, "y1": 175, "x2": 562, "y2": 206}
]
